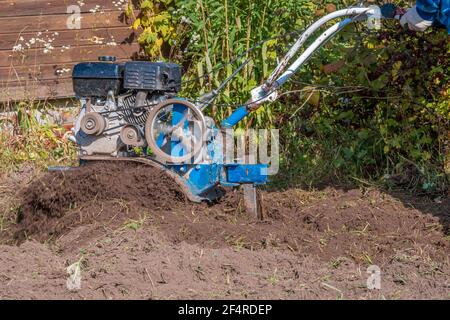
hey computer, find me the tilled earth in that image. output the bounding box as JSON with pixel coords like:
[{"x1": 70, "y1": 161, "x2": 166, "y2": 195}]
[{"x1": 0, "y1": 162, "x2": 449, "y2": 299}]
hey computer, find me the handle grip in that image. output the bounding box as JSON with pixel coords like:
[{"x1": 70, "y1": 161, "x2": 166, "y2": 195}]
[{"x1": 380, "y1": 3, "x2": 406, "y2": 20}]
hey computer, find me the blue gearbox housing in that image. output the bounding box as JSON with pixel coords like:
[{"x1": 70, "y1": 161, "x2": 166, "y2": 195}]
[{"x1": 150, "y1": 100, "x2": 269, "y2": 202}]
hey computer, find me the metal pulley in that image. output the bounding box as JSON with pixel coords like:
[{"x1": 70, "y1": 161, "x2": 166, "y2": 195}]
[
  {"x1": 144, "y1": 99, "x2": 207, "y2": 164},
  {"x1": 120, "y1": 125, "x2": 146, "y2": 147},
  {"x1": 80, "y1": 112, "x2": 106, "y2": 136}
]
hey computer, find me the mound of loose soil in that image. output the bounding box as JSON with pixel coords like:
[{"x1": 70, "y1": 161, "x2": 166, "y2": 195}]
[
  {"x1": 16, "y1": 161, "x2": 187, "y2": 242},
  {"x1": 12, "y1": 160, "x2": 450, "y2": 267},
  {"x1": 1, "y1": 165, "x2": 449, "y2": 299}
]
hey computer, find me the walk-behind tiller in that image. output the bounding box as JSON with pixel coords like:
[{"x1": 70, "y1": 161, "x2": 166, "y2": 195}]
[{"x1": 68, "y1": 5, "x2": 402, "y2": 217}]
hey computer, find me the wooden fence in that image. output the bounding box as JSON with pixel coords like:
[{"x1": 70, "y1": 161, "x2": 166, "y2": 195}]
[{"x1": 0, "y1": 0, "x2": 140, "y2": 104}]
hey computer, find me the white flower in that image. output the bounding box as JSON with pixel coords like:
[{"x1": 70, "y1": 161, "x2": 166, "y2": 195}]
[
  {"x1": 12, "y1": 44, "x2": 24, "y2": 52},
  {"x1": 180, "y1": 16, "x2": 191, "y2": 24}
]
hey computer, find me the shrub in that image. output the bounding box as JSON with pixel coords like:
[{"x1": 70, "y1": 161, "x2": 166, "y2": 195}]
[
  {"x1": 117, "y1": 1, "x2": 449, "y2": 192},
  {"x1": 0, "y1": 101, "x2": 77, "y2": 171}
]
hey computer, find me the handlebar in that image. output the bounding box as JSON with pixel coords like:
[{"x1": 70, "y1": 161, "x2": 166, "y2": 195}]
[
  {"x1": 220, "y1": 4, "x2": 408, "y2": 128},
  {"x1": 256, "y1": 4, "x2": 407, "y2": 104},
  {"x1": 380, "y1": 3, "x2": 406, "y2": 20}
]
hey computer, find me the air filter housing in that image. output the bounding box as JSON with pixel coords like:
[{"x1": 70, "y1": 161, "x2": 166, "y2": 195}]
[{"x1": 123, "y1": 61, "x2": 182, "y2": 93}]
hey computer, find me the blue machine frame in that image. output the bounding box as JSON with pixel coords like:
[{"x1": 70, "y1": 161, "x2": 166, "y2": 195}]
[{"x1": 158, "y1": 101, "x2": 268, "y2": 202}]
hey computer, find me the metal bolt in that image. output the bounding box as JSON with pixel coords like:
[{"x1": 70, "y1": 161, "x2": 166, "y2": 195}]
[{"x1": 85, "y1": 119, "x2": 95, "y2": 130}]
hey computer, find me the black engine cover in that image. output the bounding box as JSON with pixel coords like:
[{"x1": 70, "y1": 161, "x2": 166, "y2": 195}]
[
  {"x1": 72, "y1": 59, "x2": 182, "y2": 98},
  {"x1": 123, "y1": 61, "x2": 181, "y2": 93},
  {"x1": 72, "y1": 62, "x2": 123, "y2": 97}
]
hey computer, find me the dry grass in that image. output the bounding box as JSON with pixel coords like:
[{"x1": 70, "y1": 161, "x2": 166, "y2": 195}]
[{"x1": 0, "y1": 103, "x2": 77, "y2": 171}]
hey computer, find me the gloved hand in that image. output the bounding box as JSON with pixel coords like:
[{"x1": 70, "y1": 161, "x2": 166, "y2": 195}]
[{"x1": 400, "y1": 5, "x2": 433, "y2": 32}]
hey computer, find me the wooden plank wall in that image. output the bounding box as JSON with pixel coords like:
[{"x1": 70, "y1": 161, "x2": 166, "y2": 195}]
[{"x1": 0, "y1": 0, "x2": 140, "y2": 104}]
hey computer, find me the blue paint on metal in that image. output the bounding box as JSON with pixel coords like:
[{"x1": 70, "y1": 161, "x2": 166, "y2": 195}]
[
  {"x1": 187, "y1": 164, "x2": 219, "y2": 193},
  {"x1": 150, "y1": 99, "x2": 267, "y2": 202},
  {"x1": 156, "y1": 133, "x2": 165, "y2": 149},
  {"x1": 225, "y1": 164, "x2": 268, "y2": 184},
  {"x1": 220, "y1": 105, "x2": 249, "y2": 128},
  {"x1": 172, "y1": 103, "x2": 186, "y2": 157}
]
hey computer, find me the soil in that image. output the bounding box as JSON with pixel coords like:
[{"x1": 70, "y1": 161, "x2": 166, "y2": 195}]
[
  {"x1": 15, "y1": 162, "x2": 185, "y2": 242},
  {"x1": 0, "y1": 162, "x2": 449, "y2": 299}
]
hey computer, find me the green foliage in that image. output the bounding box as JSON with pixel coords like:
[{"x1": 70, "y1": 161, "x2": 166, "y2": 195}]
[
  {"x1": 0, "y1": 102, "x2": 77, "y2": 171},
  {"x1": 129, "y1": 0, "x2": 449, "y2": 192},
  {"x1": 275, "y1": 26, "x2": 449, "y2": 192},
  {"x1": 127, "y1": 0, "x2": 177, "y2": 57}
]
